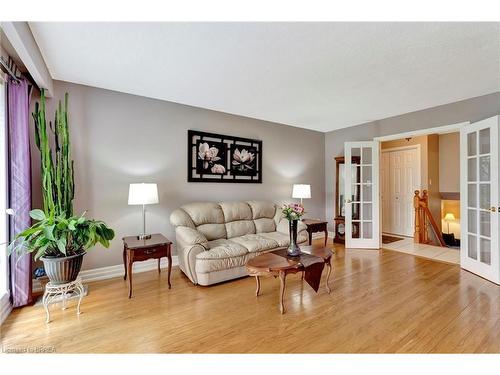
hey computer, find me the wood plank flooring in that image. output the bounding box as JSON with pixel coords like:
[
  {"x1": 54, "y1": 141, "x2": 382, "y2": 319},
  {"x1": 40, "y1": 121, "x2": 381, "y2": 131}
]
[{"x1": 1, "y1": 239, "x2": 499, "y2": 353}]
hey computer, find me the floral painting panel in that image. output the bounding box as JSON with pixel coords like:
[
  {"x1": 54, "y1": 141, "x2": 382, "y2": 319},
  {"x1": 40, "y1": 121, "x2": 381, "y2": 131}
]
[
  {"x1": 196, "y1": 140, "x2": 227, "y2": 175},
  {"x1": 230, "y1": 144, "x2": 257, "y2": 176}
]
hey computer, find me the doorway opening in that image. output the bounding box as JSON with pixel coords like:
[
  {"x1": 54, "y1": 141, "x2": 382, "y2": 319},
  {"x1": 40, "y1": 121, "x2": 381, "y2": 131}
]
[{"x1": 377, "y1": 128, "x2": 462, "y2": 264}]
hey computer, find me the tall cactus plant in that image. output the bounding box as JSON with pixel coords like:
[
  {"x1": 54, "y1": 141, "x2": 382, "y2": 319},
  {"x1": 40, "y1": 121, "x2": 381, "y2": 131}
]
[{"x1": 32, "y1": 89, "x2": 74, "y2": 217}]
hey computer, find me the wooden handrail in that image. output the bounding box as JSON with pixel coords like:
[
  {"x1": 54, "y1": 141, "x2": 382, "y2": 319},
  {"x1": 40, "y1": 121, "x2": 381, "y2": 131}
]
[{"x1": 413, "y1": 190, "x2": 447, "y2": 247}]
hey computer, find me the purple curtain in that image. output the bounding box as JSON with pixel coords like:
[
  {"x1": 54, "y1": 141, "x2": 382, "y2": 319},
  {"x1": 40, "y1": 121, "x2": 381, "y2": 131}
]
[{"x1": 8, "y1": 77, "x2": 33, "y2": 307}]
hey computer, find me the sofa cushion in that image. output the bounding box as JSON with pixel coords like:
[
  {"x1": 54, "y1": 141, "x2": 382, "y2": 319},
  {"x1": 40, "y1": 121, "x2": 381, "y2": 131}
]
[
  {"x1": 225, "y1": 220, "x2": 256, "y2": 239},
  {"x1": 207, "y1": 238, "x2": 248, "y2": 253},
  {"x1": 230, "y1": 234, "x2": 279, "y2": 253},
  {"x1": 219, "y1": 201, "x2": 252, "y2": 222},
  {"x1": 170, "y1": 208, "x2": 196, "y2": 228},
  {"x1": 196, "y1": 223, "x2": 227, "y2": 241},
  {"x1": 181, "y1": 202, "x2": 224, "y2": 225},
  {"x1": 258, "y1": 231, "x2": 290, "y2": 247},
  {"x1": 196, "y1": 240, "x2": 249, "y2": 274},
  {"x1": 254, "y1": 218, "x2": 276, "y2": 233},
  {"x1": 247, "y1": 201, "x2": 276, "y2": 219}
]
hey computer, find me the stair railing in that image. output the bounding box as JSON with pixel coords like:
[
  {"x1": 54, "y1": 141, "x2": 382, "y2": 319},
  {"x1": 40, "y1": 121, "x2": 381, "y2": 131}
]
[{"x1": 413, "y1": 190, "x2": 447, "y2": 247}]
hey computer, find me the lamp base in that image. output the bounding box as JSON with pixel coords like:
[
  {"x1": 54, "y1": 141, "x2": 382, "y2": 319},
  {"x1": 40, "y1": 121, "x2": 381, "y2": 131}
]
[{"x1": 137, "y1": 234, "x2": 152, "y2": 240}]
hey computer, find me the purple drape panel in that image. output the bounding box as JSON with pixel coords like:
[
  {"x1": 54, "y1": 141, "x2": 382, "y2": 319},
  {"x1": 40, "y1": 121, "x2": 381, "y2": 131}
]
[{"x1": 8, "y1": 77, "x2": 32, "y2": 307}]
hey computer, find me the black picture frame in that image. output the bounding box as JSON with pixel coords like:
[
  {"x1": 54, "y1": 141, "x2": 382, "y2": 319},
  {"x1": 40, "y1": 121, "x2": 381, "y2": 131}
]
[{"x1": 188, "y1": 130, "x2": 262, "y2": 183}]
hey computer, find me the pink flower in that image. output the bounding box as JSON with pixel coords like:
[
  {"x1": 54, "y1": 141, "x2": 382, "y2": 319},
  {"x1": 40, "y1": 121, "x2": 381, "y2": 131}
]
[{"x1": 211, "y1": 164, "x2": 226, "y2": 174}]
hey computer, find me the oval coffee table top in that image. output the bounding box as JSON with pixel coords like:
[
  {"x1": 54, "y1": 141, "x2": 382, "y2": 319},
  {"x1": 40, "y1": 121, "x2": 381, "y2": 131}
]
[{"x1": 246, "y1": 246, "x2": 333, "y2": 273}]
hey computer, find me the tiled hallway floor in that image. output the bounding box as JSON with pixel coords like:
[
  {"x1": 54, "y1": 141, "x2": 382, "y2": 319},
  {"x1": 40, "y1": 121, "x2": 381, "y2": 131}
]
[{"x1": 382, "y1": 236, "x2": 460, "y2": 264}]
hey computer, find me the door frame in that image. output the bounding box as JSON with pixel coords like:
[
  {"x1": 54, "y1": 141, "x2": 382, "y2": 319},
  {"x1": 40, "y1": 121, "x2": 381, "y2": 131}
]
[
  {"x1": 373, "y1": 122, "x2": 466, "y2": 252},
  {"x1": 381, "y1": 144, "x2": 422, "y2": 237}
]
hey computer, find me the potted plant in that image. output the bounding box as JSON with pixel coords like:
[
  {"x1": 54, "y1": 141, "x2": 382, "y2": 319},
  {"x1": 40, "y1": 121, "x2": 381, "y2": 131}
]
[
  {"x1": 282, "y1": 203, "x2": 305, "y2": 257},
  {"x1": 9, "y1": 90, "x2": 114, "y2": 284}
]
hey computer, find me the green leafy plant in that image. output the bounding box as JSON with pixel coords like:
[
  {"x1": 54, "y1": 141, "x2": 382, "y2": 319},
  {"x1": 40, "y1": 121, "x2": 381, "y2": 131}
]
[
  {"x1": 9, "y1": 209, "x2": 115, "y2": 260},
  {"x1": 9, "y1": 90, "x2": 114, "y2": 260}
]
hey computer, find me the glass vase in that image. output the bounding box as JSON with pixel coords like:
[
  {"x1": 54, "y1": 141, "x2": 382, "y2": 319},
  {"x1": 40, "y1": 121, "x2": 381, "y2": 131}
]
[{"x1": 287, "y1": 219, "x2": 301, "y2": 256}]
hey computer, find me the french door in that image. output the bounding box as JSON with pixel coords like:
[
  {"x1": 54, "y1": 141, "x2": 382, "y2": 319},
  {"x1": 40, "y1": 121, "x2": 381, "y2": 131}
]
[
  {"x1": 460, "y1": 116, "x2": 499, "y2": 284},
  {"x1": 345, "y1": 141, "x2": 380, "y2": 248}
]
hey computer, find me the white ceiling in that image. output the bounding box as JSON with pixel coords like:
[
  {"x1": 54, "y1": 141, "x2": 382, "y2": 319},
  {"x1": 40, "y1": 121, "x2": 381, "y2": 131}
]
[{"x1": 29, "y1": 22, "x2": 500, "y2": 132}]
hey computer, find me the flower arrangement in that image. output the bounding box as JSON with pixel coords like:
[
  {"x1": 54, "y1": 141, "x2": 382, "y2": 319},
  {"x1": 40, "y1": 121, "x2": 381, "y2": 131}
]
[
  {"x1": 232, "y1": 148, "x2": 255, "y2": 171},
  {"x1": 282, "y1": 202, "x2": 305, "y2": 221},
  {"x1": 198, "y1": 142, "x2": 225, "y2": 174}
]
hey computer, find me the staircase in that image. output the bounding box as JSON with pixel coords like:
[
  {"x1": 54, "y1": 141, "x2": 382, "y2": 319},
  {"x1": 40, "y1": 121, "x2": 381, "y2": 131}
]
[{"x1": 413, "y1": 190, "x2": 446, "y2": 247}]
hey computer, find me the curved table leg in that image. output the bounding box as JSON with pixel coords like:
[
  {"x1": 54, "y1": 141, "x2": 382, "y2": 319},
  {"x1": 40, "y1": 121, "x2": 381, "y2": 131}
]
[
  {"x1": 279, "y1": 271, "x2": 287, "y2": 314},
  {"x1": 255, "y1": 276, "x2": 261, "y2": 296},
  {"x1": 167, "y1": 250, "x2": 172, "y2": 289},
  {"x1": 123, "y1": 248, "x2": 127, "y2": 280},
  {"x1": 128, "y1": 259, "x2": 133, "y2": 298},
  {"x1": 325, "y1": 262, "x2": 332, "y2": 294}
]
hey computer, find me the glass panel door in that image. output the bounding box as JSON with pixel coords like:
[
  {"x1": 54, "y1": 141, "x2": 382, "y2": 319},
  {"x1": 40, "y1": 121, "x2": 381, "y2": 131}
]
[
  {"x1": 345, "y1": 141, "x2": 380, "y2": 249},
  {"x1": 460, "y1": 117, "x2": 499, "y2": 284}
]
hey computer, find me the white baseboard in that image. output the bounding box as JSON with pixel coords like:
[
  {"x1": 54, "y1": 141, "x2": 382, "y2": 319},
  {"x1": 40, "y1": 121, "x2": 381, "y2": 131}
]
[
  {"x1": 0, "y1": 292, "x2": 12, "y2": 325},
  {"x1": 33, "y1": 256, "x2": 179, "y2": 293}
]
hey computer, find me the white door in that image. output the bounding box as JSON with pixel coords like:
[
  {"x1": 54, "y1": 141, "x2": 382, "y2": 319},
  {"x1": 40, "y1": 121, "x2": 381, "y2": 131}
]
[
  {"x1": 345, "y1": 141, "x2": 380, "y2": 249},
  {"x1": 382, "y1": 147, "x2": 420, "y2": 237},
  {"x1": 460, "y1": 116, "x2": 499, "y2": 284}
]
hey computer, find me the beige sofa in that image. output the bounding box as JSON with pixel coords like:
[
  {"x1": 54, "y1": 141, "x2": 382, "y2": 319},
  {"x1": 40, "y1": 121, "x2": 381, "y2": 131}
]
[{"x1": 169, "y1": 201, "x2": 307, "y2": 285}]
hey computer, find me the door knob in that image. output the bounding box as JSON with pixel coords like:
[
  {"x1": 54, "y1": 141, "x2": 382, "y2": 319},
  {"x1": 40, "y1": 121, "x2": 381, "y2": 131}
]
[
  {"x1": 491, "y1": 207, "x2": 497, "y2": 212},
  {"x1": 346, "y1": 199, "x2": 352, "y2": 204}
]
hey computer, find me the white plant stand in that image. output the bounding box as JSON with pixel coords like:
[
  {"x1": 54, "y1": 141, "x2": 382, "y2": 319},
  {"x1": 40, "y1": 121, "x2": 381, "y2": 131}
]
[{"x1": 42, "y1": 277, "x2": 84, "y2": 323}]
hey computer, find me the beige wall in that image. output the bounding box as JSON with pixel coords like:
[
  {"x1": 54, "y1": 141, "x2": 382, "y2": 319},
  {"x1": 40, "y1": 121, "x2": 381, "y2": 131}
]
[
  {"x1": 30, "y1": 81, "x2": 325, "y2": 271},
  {"x1": 427, "y1": 134, "x2": 441, "y2": 232},
  {"x1": 439, "y1": 132, "x2": 460, "y2": 192}
]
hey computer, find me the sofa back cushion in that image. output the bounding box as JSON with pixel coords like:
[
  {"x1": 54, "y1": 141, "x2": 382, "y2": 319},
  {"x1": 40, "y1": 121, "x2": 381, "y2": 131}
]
[
  {"x1": 220, "y1": 201, "x2": 255, "y2": 239},
  {"x1": 247, "y1": 201, "x2": 277, "y2": 233},
  {"x1": 173, "y1": 200, "x2": 280, "y2": 240},
  {"x1": 181, "y1": 202, "x2": 227, "y2": 240}
]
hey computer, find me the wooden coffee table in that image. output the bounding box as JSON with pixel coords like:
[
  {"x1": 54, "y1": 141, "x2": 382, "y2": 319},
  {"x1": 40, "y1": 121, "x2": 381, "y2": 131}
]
[{"x1": 246, "y1": 246, "x2": 333, "y2": 314}]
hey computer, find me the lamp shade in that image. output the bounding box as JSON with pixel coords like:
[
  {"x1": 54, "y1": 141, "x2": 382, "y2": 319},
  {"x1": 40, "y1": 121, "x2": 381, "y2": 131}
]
[
  {"x1": 292, "y1": 184, "x2": 311, "y2": 199},
  {"x1": 444, "y1": 213, "x2": 455, "y2": 222},
  {"x1": 128, "y1": 183, "x2": 159, "y2": 205}
]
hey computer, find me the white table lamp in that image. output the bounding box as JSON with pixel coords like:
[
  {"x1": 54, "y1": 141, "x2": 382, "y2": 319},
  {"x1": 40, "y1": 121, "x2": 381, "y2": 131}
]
[
  {"x1": 128, "y1": 183, "x2": 159, "y2": 240},
  {"x1": 444, "y1": 212, "x2": 455, "y2": 234},
  {"x1": 292, "y1": 184, "x2": 311, "y2": 205}
]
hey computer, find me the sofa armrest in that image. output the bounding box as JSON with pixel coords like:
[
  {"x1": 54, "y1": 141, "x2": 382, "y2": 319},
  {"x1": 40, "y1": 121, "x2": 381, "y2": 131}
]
[
  {"x1": 276, "y1": 218, "x2": 307, "y2": 235},
  {"x1": 177, "y1": 244, "x2": 206, "y2": 284},
  {"x1": 175, "y1": 226, "x2": 209, "y2": 249}
]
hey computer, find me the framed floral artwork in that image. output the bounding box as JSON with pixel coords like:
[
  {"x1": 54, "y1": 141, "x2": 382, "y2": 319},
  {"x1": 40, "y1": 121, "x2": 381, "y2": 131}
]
[{"x1": 188, "y1": 130, "x2": 262, "y2": 183}]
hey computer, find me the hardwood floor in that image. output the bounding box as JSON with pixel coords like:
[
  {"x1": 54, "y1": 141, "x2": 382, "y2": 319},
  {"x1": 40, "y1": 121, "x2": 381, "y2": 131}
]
[{"x1": 1, "y1": 239, "x2": 499, "y2": 353}]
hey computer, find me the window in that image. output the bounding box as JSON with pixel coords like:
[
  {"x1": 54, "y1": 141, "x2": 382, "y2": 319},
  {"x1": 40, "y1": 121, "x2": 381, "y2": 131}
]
[{"x1": 0, "y1": 74, "x2": 8, "y2": 298}]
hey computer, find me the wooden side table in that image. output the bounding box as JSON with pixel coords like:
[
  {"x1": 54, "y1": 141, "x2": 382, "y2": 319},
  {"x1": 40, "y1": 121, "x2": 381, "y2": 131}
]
[
  {"x1": 302, "y1": 219, "x2": 328, "y2": 246},
  {"x1": 122, "y1": 233, "x2": 172, "y2": 298}
]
